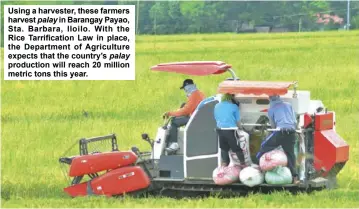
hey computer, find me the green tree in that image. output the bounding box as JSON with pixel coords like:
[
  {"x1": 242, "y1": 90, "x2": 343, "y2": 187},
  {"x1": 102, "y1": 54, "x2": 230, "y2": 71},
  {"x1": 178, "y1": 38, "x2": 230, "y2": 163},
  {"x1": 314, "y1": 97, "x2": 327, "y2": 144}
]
[
  {"x1": 179, "y1": 1, "x2": 205, "y2": 33},
  {"x1": 168, "y1": 1, "x2": 185, "y2": 33},
  {"x1": 149, "y1": 2, "x2": 171, "y2": 34}
]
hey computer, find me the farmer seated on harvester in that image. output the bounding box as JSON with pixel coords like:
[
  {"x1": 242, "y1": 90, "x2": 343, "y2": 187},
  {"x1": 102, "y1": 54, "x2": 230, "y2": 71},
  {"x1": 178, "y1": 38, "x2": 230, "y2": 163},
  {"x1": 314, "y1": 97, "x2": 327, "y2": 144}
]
[
  {"x1": 256, "y1": 94, "x2": 300, "y2": 184},
  {"x1": 162, "y1": 79, "x2": 206, "y2": 154},
  {"x1": 214, "y1": 93, "x2": 247, "y2": 168}
]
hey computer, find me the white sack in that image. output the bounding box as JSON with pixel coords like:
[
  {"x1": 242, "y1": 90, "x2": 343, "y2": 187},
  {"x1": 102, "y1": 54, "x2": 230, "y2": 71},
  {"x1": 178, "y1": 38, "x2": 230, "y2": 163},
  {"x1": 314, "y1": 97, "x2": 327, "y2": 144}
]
[{"x1": 239, "y1": 164, "x2": 264, "y2": 187}]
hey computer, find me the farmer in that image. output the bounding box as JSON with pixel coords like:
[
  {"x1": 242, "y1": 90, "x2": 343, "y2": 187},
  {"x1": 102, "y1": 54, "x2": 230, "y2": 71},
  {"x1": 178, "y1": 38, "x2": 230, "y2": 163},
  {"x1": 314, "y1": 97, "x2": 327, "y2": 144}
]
[
  {"x1": 163, "y1": 79, "x2": 206, "y2": 153},
  {"x1": 256, "y1": 94, "x2": 300, "y2": 184},
  {"x1": 214, "y1": 93, "x2": 246, "y2": 168}
]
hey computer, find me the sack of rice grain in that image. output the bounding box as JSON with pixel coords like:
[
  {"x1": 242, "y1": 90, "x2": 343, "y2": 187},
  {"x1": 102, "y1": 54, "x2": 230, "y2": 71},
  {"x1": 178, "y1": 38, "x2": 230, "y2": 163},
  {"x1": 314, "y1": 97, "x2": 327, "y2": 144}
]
[
  {"x1": 265, "y1": 166, "x2": 292, "y2": 185},
  {"x1": 229, "y1": 130, "x2": 253, "y2": 166},
  {"x1": 259, "y1": 147, "x2": 288, "y2": 171},
  {"x1": 213, "y1": 165, "x2": 241, "y2": 185},
  {"x1": 239, "y1": 164, "x2": 264, "y2": 187}
]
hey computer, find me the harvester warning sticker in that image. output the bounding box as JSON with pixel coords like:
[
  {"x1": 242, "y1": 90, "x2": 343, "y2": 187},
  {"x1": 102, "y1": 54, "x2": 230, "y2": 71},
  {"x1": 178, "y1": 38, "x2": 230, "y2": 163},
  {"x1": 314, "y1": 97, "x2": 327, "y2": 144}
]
[
  {"x1": 4, "y1": 5, "x2": 135, "y2": 80},
  {"x1": 118, "y1": 172, "x2": 135, "y2": 179}
]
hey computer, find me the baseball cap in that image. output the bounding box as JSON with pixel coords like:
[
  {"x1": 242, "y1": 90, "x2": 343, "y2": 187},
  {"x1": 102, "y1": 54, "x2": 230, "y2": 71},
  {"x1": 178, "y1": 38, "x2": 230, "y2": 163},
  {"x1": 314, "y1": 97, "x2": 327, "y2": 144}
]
[{"x1": 180, "y1": 79, "x2": 194, "y2": 89}]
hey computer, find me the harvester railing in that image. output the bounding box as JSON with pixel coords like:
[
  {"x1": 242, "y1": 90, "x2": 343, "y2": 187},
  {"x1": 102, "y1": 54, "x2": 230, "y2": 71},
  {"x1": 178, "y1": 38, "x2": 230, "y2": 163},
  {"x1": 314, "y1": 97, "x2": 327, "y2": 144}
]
[
  {"x1": 79, "y1": 133, "x2": 119, "y2": 155},
  {"x1": 227, "y1": 68, "x2": 240, "y2": 80}
]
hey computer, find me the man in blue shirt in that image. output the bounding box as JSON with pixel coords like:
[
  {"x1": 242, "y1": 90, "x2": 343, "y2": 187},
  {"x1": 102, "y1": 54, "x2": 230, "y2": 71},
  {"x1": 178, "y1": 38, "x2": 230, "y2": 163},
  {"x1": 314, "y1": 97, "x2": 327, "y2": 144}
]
[
  {"x1": 256, "y1": 94, "x2": 299, "y2": 184},
  {"x1": 214, "y1": 93, "x2": 246, "y2": 167}
]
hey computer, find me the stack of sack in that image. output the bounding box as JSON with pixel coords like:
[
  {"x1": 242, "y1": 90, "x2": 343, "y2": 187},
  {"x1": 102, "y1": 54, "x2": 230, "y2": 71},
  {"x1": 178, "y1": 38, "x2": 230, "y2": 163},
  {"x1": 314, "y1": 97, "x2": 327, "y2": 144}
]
[
  {"x1": 212, "y1": 134, "x2": 293, "y2": 186},
  {"x1": 213, "y1": 164, "x2": 266, "y2": 187},
  {"x1": 213, "y1": 130, "x2": 252, "y2": 185},
  {"x1": 236, "y1": 146, "x2": 293, "y2": 187},
  {"x1": 259, "y1": 146, "x2": 293, "y2": 185}
]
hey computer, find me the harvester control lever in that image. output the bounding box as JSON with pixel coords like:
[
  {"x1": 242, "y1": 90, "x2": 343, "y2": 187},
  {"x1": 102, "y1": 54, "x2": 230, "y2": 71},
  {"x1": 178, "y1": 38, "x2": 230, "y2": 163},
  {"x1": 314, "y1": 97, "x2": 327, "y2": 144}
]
[
  {"x1": 316, "y1": 107, "x2": 324, "y2": 113},
  {"x1": 59, "y1": 157, "x2": 74, "y2": 165},
  {"x1": 141, "y1": 133, "x2": 154, "y2": 148},
  {"x1": 131, "y1": 146, "x2": 140, "y2": 155}
]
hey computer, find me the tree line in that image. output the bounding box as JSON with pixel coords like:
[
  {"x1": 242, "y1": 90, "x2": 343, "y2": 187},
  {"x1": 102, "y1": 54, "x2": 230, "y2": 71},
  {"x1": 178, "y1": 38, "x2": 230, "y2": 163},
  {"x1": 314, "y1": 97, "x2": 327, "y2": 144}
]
[
  {"x1": 125, "y1": 0, "x2": 359, "y2": 34},
  {"x1": 1, "y1": 0, "x2": 359, "y2": 47}
]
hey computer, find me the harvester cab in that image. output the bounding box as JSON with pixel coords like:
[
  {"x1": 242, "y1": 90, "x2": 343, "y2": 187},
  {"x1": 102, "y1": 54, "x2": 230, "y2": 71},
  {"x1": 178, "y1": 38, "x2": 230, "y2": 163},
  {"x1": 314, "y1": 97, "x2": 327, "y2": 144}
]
[{"x1": 59, "y1": 61, "x2": 349, "y2": 198}]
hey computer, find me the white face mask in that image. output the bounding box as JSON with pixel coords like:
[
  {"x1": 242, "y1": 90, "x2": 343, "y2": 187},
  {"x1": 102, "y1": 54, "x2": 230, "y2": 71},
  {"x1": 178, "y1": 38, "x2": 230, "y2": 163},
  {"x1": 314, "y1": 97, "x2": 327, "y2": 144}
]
[{"x1": 184, "y1": 84, "x2": 197, "y2": 96}]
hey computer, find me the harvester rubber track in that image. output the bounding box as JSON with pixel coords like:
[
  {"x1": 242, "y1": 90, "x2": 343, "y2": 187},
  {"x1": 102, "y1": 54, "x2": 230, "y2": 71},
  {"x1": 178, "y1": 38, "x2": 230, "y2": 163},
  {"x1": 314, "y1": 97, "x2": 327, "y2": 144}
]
[{"x1": 148, "y1": 180, "x2": 311, "y2": 198}]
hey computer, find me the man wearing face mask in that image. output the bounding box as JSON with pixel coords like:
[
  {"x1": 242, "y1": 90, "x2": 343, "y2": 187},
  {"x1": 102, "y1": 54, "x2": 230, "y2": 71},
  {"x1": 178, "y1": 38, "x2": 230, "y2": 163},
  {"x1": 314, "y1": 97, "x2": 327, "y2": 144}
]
[
  {"x1": 256, "y1": 94, "x2": 299, "y2": 184},
  {"x1": 163, "y1": 79, "x2": 206, "y2": 153}
]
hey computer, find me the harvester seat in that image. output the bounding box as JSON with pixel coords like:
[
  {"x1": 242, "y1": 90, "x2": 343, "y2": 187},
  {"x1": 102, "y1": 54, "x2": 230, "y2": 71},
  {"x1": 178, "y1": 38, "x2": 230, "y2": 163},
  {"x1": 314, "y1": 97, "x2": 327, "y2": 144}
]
[
  {"x1": 177, "y1": 127, "x2": 185, "y2": 155},
  {"x1": 175, "y1": 97, "x2": 217, "y2": 156}
]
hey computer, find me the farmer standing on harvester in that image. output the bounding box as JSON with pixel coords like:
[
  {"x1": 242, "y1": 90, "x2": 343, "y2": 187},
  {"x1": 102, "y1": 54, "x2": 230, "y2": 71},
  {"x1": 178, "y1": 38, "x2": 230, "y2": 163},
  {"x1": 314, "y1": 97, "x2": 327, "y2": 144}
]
[
  {"x1": 256, "y1": 94, "x2": 300, "y2": 184},
  {"x1": 162, "y1": 79, "x2": 206, "y2": 154},
  {"x1": 214, "y1": 93, "x2": 247, "y2": 168}
]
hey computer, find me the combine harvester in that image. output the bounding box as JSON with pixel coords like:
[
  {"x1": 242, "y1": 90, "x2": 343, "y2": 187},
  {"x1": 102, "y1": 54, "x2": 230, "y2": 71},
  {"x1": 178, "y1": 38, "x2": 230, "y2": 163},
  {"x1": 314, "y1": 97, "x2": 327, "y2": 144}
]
[{"x1": 59, "y1": 61, "x2": 349, "y2": 198}]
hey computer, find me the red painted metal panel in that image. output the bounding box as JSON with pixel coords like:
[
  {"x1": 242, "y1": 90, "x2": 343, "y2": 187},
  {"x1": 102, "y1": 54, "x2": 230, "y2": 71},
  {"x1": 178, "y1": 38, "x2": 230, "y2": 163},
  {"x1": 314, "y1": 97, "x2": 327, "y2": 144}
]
[
  {"x1": 321, "y1": 130, "x2": 349, "y2": 162},
  {"x1": 69, "y1": 151, "x2": 137, "y2": 177},
  {"x1": 314, "y1": 112, "x2": 334, "y2": 131},
  {"x1": 314, "y1": 130, "x2": 349, "y2": 176},
  {"x1": 90, "y1": 166, "x2": 151, "y2": 196},
  {"x1": 150, "y1": 61, "x2": 231, "y2": 76},
  {"x1": 314, "y1": 131, "x2": 335, "y2": 174},
  {"x1": 218, "y1": 80, "x2": 294, "y2": 96},
  {"x1": 64, "y1": 182, "x2": 88, "y2": 197},
  {"x1": 336, "y1": 146, "x2": 350, "y2": 163},
  {"x1": 303, "y1": 113, "x2": 313, "y2": 128}
]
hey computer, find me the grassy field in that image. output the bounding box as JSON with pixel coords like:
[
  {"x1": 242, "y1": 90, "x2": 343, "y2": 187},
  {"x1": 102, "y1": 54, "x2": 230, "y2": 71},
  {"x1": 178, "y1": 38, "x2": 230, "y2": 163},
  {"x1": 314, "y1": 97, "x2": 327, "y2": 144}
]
[{"x1": 1, "y1": 30, "x2": 359, "y2": 208}]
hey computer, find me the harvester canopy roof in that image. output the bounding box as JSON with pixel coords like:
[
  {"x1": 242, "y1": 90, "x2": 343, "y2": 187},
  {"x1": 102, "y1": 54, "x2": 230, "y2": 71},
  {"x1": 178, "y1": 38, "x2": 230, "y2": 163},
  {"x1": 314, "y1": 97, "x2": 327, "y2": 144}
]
[
  {"x1": 218, "y1": 80, "x2": 296, "y2": 96},
  {"x1": 150, "y1": 61, "x2": 231, "y2": 76}
]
